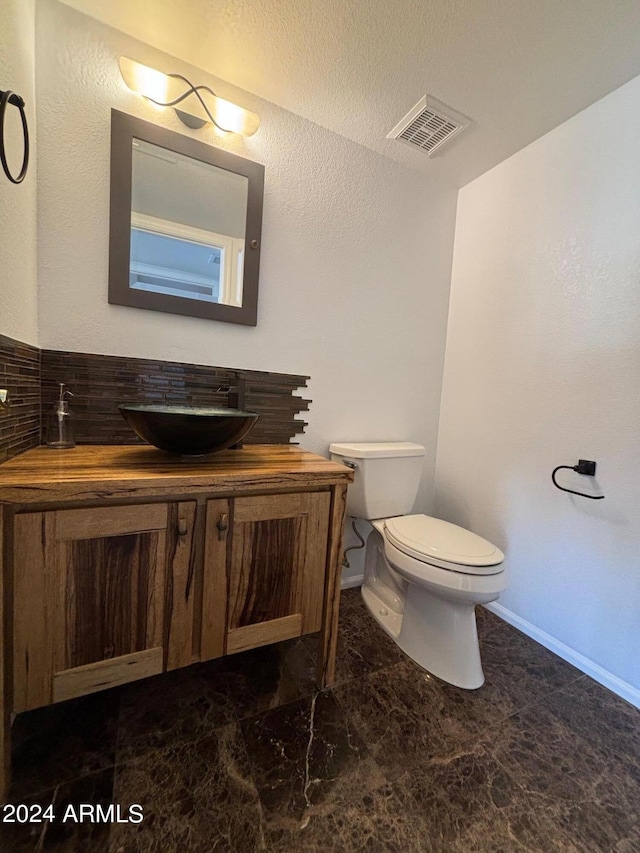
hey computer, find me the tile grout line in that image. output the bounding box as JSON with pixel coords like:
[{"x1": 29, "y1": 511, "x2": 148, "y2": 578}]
[{"x1": 476, "y1": 672, "x2": 588, "y2": 739}]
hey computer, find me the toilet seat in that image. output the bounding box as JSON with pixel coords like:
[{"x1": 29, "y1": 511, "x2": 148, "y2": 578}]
[{"x1": 383, "y1": 514, "x2": 504, "y2": 576}]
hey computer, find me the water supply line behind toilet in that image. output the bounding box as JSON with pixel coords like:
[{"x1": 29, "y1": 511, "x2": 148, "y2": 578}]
[
  {"x1": 338, "y1": 457, "x2": 367, "y2": 567},
  {"x1": 343, "y1": 518, "x2": 366, "y2": 568}
]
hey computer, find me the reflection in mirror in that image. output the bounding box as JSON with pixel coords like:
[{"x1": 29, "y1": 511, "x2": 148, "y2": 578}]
[
  {"x1": 130, "y1": 140, "x2": 249, "y2": 307},
  {"x1": 109, "y1": 110, "x2": 264, "y2": 326}
]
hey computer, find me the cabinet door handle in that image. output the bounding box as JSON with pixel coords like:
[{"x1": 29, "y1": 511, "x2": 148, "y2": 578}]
[
  {"x1": 216, "y1": 513, "x2": 228, "y2": 541},
  {"x1": 178, "y1": 518, "x2": 188, "y2": 536}
]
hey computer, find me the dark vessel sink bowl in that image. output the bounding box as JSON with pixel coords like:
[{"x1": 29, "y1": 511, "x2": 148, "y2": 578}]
[{"x1": 119, "y1": 404, "x2": 259, "y2": 456}]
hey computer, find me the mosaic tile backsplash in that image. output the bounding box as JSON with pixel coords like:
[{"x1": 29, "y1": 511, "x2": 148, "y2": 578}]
[
  {"x1": 0, "y1": 335, "x2": 41, "y2": 463},
  {"x1": 41, "y1": 350, "x2": 310, "y2": 447},
  {"x1": 0, "y1": 335, "x2": 310, "y2": 462}
]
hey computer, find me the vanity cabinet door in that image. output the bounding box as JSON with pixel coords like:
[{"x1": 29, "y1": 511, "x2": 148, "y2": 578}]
[
  {"x1": 12, "y1": 501, "x2": 197, "y2": 712},
  {"x1": 202, "y1": 492, "x2": 331, "y2": 658}
]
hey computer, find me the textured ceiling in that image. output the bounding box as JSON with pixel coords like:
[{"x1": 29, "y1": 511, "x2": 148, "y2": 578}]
[{"x1": 59, "y1": 0, "x2": 640, "y2": 187}]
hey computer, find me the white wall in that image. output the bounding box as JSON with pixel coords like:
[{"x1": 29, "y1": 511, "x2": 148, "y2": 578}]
[
  {"x1": 35, "y1": 0, "x2": 458, "y2": 582},
  {"x1": 436, "y1": 75, "x2": 640, "y2": 700},
  {"x1": 0, "y1": 0, "x2": 38, "y2": 345}
]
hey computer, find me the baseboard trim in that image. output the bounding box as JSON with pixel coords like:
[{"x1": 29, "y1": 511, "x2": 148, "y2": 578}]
[
  {"x1": 486, "y1": 602, "x2": 640, "y2": 709},
  {"x1": 341, "y1": 573, "x2": 364, "y2": 590}
]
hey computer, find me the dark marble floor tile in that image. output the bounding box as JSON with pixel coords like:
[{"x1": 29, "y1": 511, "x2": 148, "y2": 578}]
[
  {"x1": 330, "y1": 602, "x2": 583, "y2": 784},
  {"x1": 475, "y1": 605, "x2": 505, "y2": 640},
  {"x1": 334, "y1": 618, "x2": 586, "y2": 785},
  {"x1": 110, "y1": 723, "x2": 266, "y2": 852},
  {"x1": 267, "y1": 783, "x2": 427, "y2": 853},
  {"x1": 392, "y1": 741, "x2": 588, "y2": 853},
  {"x1": 339, "y1": 586, "x2": 368, "y2": 613},
  {"x1": 334, "y1": 662, "x2": 492, "y2": 781},
  {"x1": 41, "y1": 769, "x2": 114, "y2": 852},
  {"x1": 477, "y1": 620, "x2": 584, "y2": 704},
  {"x1": 219, "y1": 638, "x2": 318, "y2": 720},
  {"x1": 613, "y1": 821, "x2": 640, "y2": 852},
  {"x1": 115, "y1": 660, "x2": 235, "y2": 765},
  {"x1": 304, "y1": 587, "x2": 405, "y2": 685},
  {"x1": 240, "y1": 689, "x2": 385, "y2": 826},
  {"x1": 538, "y1": 675, "x2": 640, "y2": 783},
  {"x1": 336, "y1": 634, "x2": 584, "y2": 783},
  {"x1": 474, "y1": 700, "x2": 640, "y2": 852},
  {"x1": 10, "y1": 691, "x2": 120, "y2": 800}
]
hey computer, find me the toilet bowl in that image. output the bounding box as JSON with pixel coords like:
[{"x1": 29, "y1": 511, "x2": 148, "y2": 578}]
[{"x1": 330, "y1": 442, "x2": 506, "y2": 690}]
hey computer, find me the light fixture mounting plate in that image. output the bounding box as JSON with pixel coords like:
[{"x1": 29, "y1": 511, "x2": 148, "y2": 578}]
[{"x1": 175, "y1": 109, "x2": 207, "y2": 130}]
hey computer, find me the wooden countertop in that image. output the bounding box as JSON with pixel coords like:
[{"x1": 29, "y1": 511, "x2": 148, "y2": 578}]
[{"x1": 0, "y1": 444, "x2": 353, "y2": 505}]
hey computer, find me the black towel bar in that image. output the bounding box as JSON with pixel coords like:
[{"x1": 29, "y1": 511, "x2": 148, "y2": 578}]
[
  {"x1": 0, "y1": 89, "x2": 30, "y2": 185},
  {"x1": 551, "y1": 461, "x2": 605, "y2": 500}
]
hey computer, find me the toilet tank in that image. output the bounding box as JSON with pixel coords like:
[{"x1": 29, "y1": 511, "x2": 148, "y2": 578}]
[{"x1": 329, "y1": 442, "x2": 426, "y2": 520}]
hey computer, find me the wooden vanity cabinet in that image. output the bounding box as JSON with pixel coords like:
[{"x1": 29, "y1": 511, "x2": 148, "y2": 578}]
[
  {"x1": 12, "y1": 491, "x2": 333, "y2": 714},
  {"x1": 0, "y1": 445, "x2": 352, "y2": 799},
  {"x1": 202, "y1": 492, "x2": 330, "y2": 661},
  {"x1": 13, "y1": 501, "x2": 198, "y2": 713}
]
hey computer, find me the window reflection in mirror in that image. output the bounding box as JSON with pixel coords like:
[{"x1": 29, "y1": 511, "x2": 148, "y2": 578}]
[{"x1": 130, "y1": 140, "x2": 248, "y2": 307}]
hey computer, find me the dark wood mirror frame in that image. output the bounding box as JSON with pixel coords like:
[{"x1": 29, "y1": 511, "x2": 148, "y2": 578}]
[{"x1": 108, "y1": 109, "x2": 264, "y2": 326}]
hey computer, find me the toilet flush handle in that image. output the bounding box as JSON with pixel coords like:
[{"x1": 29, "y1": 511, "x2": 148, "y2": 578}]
[{"x1": 342, "y1": 459, "x2": 358, "y2": 470}]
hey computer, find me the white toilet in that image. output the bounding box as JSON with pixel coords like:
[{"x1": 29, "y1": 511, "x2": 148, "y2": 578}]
[{"x1": 330, "y1": 441, "x2": 506, "y2": 689}]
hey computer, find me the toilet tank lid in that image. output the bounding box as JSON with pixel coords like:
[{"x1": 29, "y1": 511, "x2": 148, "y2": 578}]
[{"x1": 329, "y1": 442, "x2": 426, "y2": 458}]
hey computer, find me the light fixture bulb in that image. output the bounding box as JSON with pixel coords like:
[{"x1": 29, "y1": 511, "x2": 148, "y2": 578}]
[
  {"x1": 212, "y1": 97, "x2": 260, "y2": 136},
  {"x1": 119, "y1": 57, "x2": 170, "y2": 103}
]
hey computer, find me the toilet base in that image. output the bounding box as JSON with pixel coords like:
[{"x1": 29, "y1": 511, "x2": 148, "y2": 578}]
[
  {"x1": 361, "y1": 584, "x2": 402, "y2": 641},
  {"x1": 397, "y1": 582, "x2": 484, "y2": 689},
  {"x1": 362, "y1": 580, "x2": 485, "y2": 689}
]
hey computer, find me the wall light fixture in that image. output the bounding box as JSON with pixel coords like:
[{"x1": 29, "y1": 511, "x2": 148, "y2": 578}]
[{"x1": 119, "y1": 57, "x2": 260, "y2": 137}]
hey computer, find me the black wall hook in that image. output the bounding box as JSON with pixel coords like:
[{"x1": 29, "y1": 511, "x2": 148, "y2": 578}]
[
  {"x1": 552, "y1": 460, "x2": 605, "y2": 500},
  {"x1": 0, "y1": 89, "x2": 30, "y2": 184}
]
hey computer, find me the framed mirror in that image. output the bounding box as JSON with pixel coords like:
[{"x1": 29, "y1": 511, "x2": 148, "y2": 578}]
[{"x1": 109, "y1": 109, "x2": 264, "y2": 326}]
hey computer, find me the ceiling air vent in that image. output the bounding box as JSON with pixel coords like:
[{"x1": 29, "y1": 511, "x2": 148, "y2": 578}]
[{"x1": 387, "y1": 95, "x2": 472, "y2": 156}]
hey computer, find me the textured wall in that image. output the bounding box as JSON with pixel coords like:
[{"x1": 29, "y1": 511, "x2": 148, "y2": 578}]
[
  {"x1": 0, "y1": 0, "x2": 38, "y2": 345},
  {"x1": 35, "y1": 0, "x2": 458, "y2": 582},
  {"x1": 436, "y1": 74, "x2": 640, "y2": 698}
]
